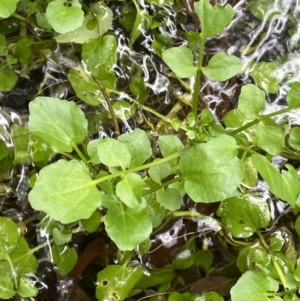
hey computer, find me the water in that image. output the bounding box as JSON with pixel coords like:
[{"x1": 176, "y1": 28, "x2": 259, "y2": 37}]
[{"x1": 0, "y1": 0, "x2": 299, "y2": 300}]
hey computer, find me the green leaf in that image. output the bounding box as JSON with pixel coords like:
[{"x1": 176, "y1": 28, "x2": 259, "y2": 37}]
[
  {"x1": 148, "y1": 161, "x2": 172, "y2": 184},
  {"x1": 0, "y1": 65, "x2": 17, "y2": 92},
  {"x1": 0, "y1": 217, "x2": 20, "y2": 258},
  {"x1": 0, "y1": 35, "x2": 7, "y2": 56},
  {"x1": 55, "y1": 5, "x2": 113, "y2": 43},
  {"x1": 17, "y1": 276, "x2": 38, "y2": 298},
  {"x1": 118, "y1": 128, "x2": 152, "y2": 168},
  {"x1": 252, "y1": 154, "x2": 300, "y2": 208},
  {"x1": 0, "y1": 277, "x2": 14, "y2": 299},
  {"x1": 250, "y1": 61, "x2": 280, "y2": 94},
  {"x1": 162, "y1": 46, "x2": 198, "y2": 78},
  {"x1": 52, "y1": 228, "x2": 72, "y2": 246},
  {"x1": 28, "y1": 97, "x2": 88, "y2": 153},
  {"x1": 116, "y1": 173, "x2": 145, "y2": 208},
  {"x1": 288, "y1": 127, "x2": 300, "y2": 150},
  {"x1": 129, "y1": 76, "x2": 148, "y2": 104},
  {"x1": 129, "y1": 9, "x2": 150, "y2": 47},
  {"x1": 238, "y1": 84, "x2": 265, "y2": 120},
  {"x1": 45, "y1": 0, "x2": 84, "y2": 34},
  {"x1": 241, "y1": 157, "x2": 258, "y2": 188},
  {"x1": 96, "y1": 265, "x2": 143, "y2": 301},
  {"x1": 97, "y1": 138, "x2": 131, "y2": 169},
  {"x1": 82, "y1": 210, "x2": 102, "y2": 233},
  {"x1": 194, "y1": 0, "x2": 235, "y2": 37},
  {"x1": 180, "y1": 136, "x2": 242, "y2": 203},
  {"x1": 112, "y1": 101, "x2": 136, "y2": 120},
  {"x1": 0, "y1": 0, "x2": 19, "y2": 18},
  {"x1": 28, "y1": 160, "x2": 102, "y2": 224},
  {"x1": 68, "y1": 65, "x2": 105, "y2": 105},
  {"x1": 202, "y1": 52, "x2": 242, "y2": 81},
  {"x1": 253, "y1": 122, "x2": 285, "y2": 155},
  {"x1": 156, "y1": 187, "x2": 182, "y2": 211},
  {"x1": 287, "y1": 82, "x2": 300, "y2": 109},
  {"x1": 104, "y1": 202, "x2": 152, "y2": 250},
  {"x1": 202, "y1": 291, "x2": 224, "y2": 301},
  {"x1": 158, "y1": 135, "x2": 184, "y2": 166},
  {"x1": 231, "y1": 271, "x2": 279, "y2": 301},
  {"x1": 146, "y1": 194, "x2": 166, "y2": 229},
  {"x1": 82, "y1": 35, "x2": 117, "y2": 88},
  {"x1": 50, "y1": 245, "x2": 77, "y2": 276},
  {"x1": 219, "y1": 194, "x2": 271, "y2": 238}
]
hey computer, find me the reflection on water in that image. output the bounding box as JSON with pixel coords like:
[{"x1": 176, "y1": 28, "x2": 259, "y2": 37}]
[{"x1": 1, "y1": 0, "x2": 300, "y2": 299}]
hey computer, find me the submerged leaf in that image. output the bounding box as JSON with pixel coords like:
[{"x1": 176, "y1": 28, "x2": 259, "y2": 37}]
[{"x1": 28, "y1": 160, "x2": 102, "y2": 224}]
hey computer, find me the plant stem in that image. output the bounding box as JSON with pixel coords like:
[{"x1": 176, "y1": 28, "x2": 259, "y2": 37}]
[
  {"x1": 271, "y1": 254, "x2": 288, "y2": 290},
  {"x1": 72, "y1": 142, "x2": 97, "y2": 177},
  {"x1": 192, "y1": 35, "x2": 205, "y2": 121},
  {"x1": 5, "y1": 254, "x2": 18, "y2": 289},
  {"x1": 142, "y1": 177, "x2": 182, "y2": 196},
  {"x1": 91, "y1": 74, "x2": 120, "y2": 137},
  {"x1": 228, "y1": 107, "x2": 291, "y2": 136},
  {"x1": 93, "y1": 148, "x2": 186, "y2": 185}
]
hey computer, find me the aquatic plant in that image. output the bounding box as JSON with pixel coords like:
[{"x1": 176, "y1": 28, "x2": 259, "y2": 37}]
[{"x1": 1, "y1": 0, "x2": 300, "y2": 300}]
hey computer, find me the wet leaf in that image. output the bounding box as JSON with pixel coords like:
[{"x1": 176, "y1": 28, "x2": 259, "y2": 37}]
[
  {"x1": 28, "y1": 97, "x2": 88, "y2": 153},
  {"x1": 52, "y1": 228, "x2": 72, "y2": 246},
  {"x1": 179, "y1": 135, "x2": 242, "y2": 203},
  {"x1": 238, "y1": 84, "x2": 265, "y2": 120},
  {"x1": 82, "y1": 35, "x2": 117, "y2": 88},
  {"x1": 287, "y1": 82, "x2": 300, "y2": 109},
  {"x1": 112, "y1": 101, "x2": 136, "y2": 120},
  {"x1": 202, "y1": 52, "x2": 242, "y2": 81},
  {"x1": 28, "y1": 160, "x2": 102, "y2": 224},
  {"x1": 45, "y1": 0, "x2": 84, "y2": 34},
  {"x1": 97, "y1": 138, "x2": 131, "y2": 169},
  {"x1": 50, "y1": 245, "x2": 78, "y2": 276},
  {"x1": 156, "y1": 187, "x2": 182, "y2": 211},
  {"x1": 96, "y1": 265, "x2": 143, "y2": 301},
  {"x1": 104, "y1": 201, "x2": 152, "y2": 250},
  {"x1": 231, "y1": 271, "x2": 279, "y2": 301},
  {"x1": 219, "y1": 194, "x2": 271, "y2": 238},
  {"x1": 288, "y1": 127, "x2": 300, "y2": 150},
  {"x1": 0, "y1": 217, "x2": 20, "y2": 258},
  {"x1": 116, "y1": 173, "x2": 145, "y2": 208},
  {"x1": 118, "y1": 128, "x2": 152, "y2": 168},
  {"x1": 17, "y1": 276, "x2": 38, "y2": 298},
  {"x1": 0, "y1": 277, "x2": 14, "y2": 299},
  {"x1": 0, "y1": 0, "x2": 19, "y2": 18},
  {"x1": 162, "y1": 46, "x2": 198, "y2": 78},
  {"x1": 250, "y1": 62, "x2": 280, "y2": 94},
  {"x1": 194, "y1": 0, "x2": 234, "y2": 37},
  {"x1": 252, "y1": 154, "x2": 300, "y2": 208},
  {"x1": 248, "y1": 0, "x2": 284, "y2": 21},
  {"x1": 253, "y1": 122, "x2": 285, "y2": 155},
  {"x1": 129, "y1": 9, "x2": 150, "y2": 47},
  {"x1": 68, "y1": 65, "x2": 105, "y2": 105},
  {"x1": 0, "y1": 65, "x2": 17, "y2": 92}
]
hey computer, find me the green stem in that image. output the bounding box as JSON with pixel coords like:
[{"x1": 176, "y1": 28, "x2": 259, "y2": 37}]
[
  {"x1": 238, "y1": 145, "x2": 257, "y2": 155},
  {"x1": 72, "y1": 143, "x2": 98, "y2": 177},
  {"x1": 256, "y1": 229, "x2": 269, "y2": 250},
  {"x1": 228, "y1": 107, "x2": 291, "y2": 136},
  {"x1": 93, "y1": 148, "x2": 186, "y2": 185},
  {"x1": 5, "y1": 254, "x2": 18, "y2": 289},
  {"x1": 142, "y1": 177, "x2": 182, "y2": 196},
  {"x1": 271, "y1": 254, "x2": 288, "y2": 290},
  {"x1": 193, "y1": 35, "x2": 205, "y2": 120},
  {"x1": 14, "y1": 239, "x2": 54, "y2": 262}
]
